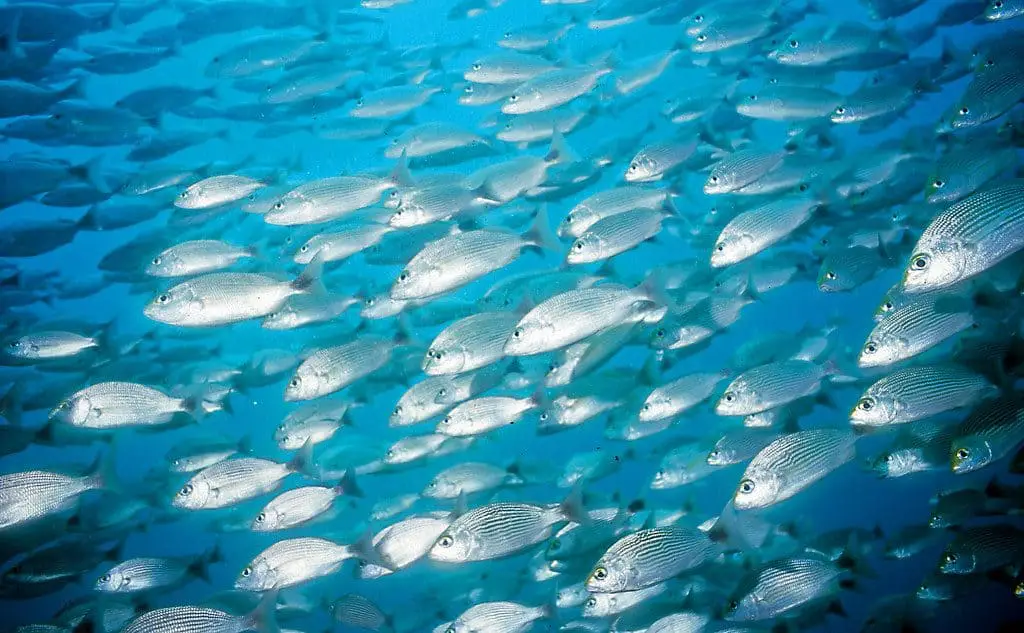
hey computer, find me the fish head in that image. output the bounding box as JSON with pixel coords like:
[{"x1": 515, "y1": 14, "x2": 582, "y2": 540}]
[
  {"x1": 715, "y1": 381, "x2": 756, "y2": 416},
  {"x1": 265, "y1": 191, "x2": 314, "y2": 225},
  {"x1": 95, "y1": 568, "x2": 129, "y2": 592},
  {"x1": 924, "y1": 172, "x2": 959, "y2": 205},
  {"x1": 872, "y1": 290, "x2": 901, "y2": 322},
  {"x1": 144, "y1": 283, "x2": 204, "y2": 326},
  {"x1": 624, "y1": 152, "x2": 658, "y2": 183},
  {"x1": 901, "y1": 242, "x2": 967, "y2": 293},
  {"x1": 582, "y1": 593, "x2": 615, "y2": 618},
  {"x1": 389, "y1": 201, "x2": 428, "y2": 228},
  {"x1": 938, "y1": 547, "x2": 976, "y2": 575},
  {"x1": 422, "y1": 475, "x2": 455, "y2": 499},
  {"x1": 3, "y1": 336, "x2": 32, "y2": 359},
  {"x1": 917, "y1": 577, "x2": 953, "y2": 601},
  {"x1": 638, "y1": 394, "x2": 673, "y2": 423},
  {"x1": 706, "y1": 446, "x2": 735, "y2": 466},
  {"x1": 284, "y1": 365, "x2": 323, "y2": 402},
  {"x1": 555, "y1": 582, "x2": 587, "y2": 608},
  {"x1": 504, "y1": 315, "x2": 554, "y2": 356},
  {"x1": 502, "y1": 85, "x2": 541, "y2": 115},
  {"x1": 48, "y1": 393, "x2": 91, "y2": 425},
  {"x1": 871, "y1": 449, "x2": 918, "y2": 478},
  {"x1": 949, "y1": 435, "x2": 992, "y2": 474},
  {"x1": 986, "y1": 0, "x2": 1023, "y2": 20},
  {"x1": 817, "y1": 262, "x2": 852, "y2": 293},
  {"x1": 262, "y1": 304, "x2": 300, "y2": 330},
  {"x1": 175, "y1": 184, "x2": 207, "y2": 209},
  {"x1": 950, "y1": 100, "x2": 983, "y2": 130},
  {"x1": 849, "y1": 392, "x2": 897, "y2": 427},
  {"x1": 857, "y1": 332, "x2": 898, "y2": 368},
  {"x1": 566, "y1": 233, "x2": 606, "y2": 265},
  {"x1": 544, "y1": 357, "x2": 575, "y2": 387},
  {"x1": 558, "y1": 206, "x2": 594, "y2": 238},
  {"x1": 724, "y1": 587, "x2": 768, "y2": 621},
  {"x1": 146, "y1": 251, "x2": 185, "y2": 277},
  {"x1": 711, "y1": 229, "x2": 757, "y2": 268},
  {"x1": 390, "y1": 262, "x2": 440, "y2": 300},
  {"x1": 236, "y1": 555, "x2": 276, "y2": 591},
  {"x1": 733, "y1": 466, "x2": 782, "y2": 510},
  {"x1": 429, "y1": 526, "x2": 476, "y2": 563},
  {"x1": 173, "y1": 477, "x2": 212, "y2": 510},
  {"x1": 252, "y1": 506, "x2": 283, "y2": 532},
  {"x1": 382, "y1": 188, "x2": 403, "y2": 210},
  {"x1": 585, "y1": 552, "x2": 632, "y2": 593},
  {"x1": 293, "y1": 238, "x2": 324, "y2": 265},
  {"x1": 423, "y1": 344, "x2": 467, "y2": 375}
]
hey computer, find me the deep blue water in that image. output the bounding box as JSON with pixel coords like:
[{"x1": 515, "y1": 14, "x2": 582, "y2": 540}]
[{"x1": 1, "y1": 1, "x2": 1024, "y2": 632}]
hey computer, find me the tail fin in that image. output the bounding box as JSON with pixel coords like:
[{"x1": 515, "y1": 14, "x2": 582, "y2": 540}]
[
  {"x1": 286, "y1": 438, "x2": 315, "y2": 475},
  {"x1": 290, "y1": 253, "x2": 325, "y2": 294},
  {"x1": 244, "y1": 588, "x2": 280, "y2": 633},
  {"x1": 389, "y1": 150, "x2": 414, "y2": 187},
  {"x1": 558, "y1": 484, "x2": 588, "y2": 524},
  {"x1": 70, "y1": 156, "x2": 108, "y2": 193},
  {"x1": 347, "y1": 529, "x2": 385, "y2": 568},
  {"x1": 334, "y1": 469, "x2": 363, "y2": 498},
  {"x1": 86, "y1": 448, "x2": 121, "y2": 494},
  {"x1": 522, "y1": 204, "x2": 561, "y2": 254},
  {"x1": 0, "y1": 382, "x2": 23, "y2": 425},
  {"x1": 189, "y1": 541, "x2": 223, "y2": 582},
  {"x1": 545, "y1": 130, "x2": 579, "y2": 165}
]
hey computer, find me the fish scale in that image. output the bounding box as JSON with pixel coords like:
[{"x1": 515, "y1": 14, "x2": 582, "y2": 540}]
[
  {"x1": 287, "y1": 338, "x2": 395, "y2": 401},
  {"x1": 9, "y1": 330, "x2": 97, "y2": 359},
  {"x1": 453, "y1": 601, "x2": 547, "y2": 633},
  {"x1": 122, "y1": 606, "x2": 246, "y2": 633},
  {"x1": 99, "y1": 557, "x2": 192, "y2": 592},
  {"x1": 720, "y1": 359, "x2": 829, "y2": 415},
  {"x1": 705, "y1": 149, "x2": 786, "y2": 194},
  {"x1": 295, "y1": 224, "x2": 393, "y2": 264},
  {"x1": 332, "y1": 594, "x2": 390, "y2": 630},
  {"x1": 255, "y1": 486, "x2": 336, "y2": 531},
  {"x1": 394, "y1": 229, "x2": 531, "y2": 299},
  {"x1": 441, "y1": 395, "x2": 535, "y2": 436},
  {"x1": 563, "y1": 186, "x2": 673, "y2": 237},
  {"x1": 178, "y1": 458, "x2": 290, "y2": 509},
  {"x1": 712, "y1": 195, "x2": 819, "y2": 266},
  {"x1": 374, "y1": 516, "x2": 448, "y2": 569},
  {"x1": 641, "y1": 371, "x2": 726, "y2": 421},
  {"x1": 56, "y1": 382, "x2": 185, "y2": 428},
  {"x1": 728, "y1": 558, "x2": 842, "y2": 620},
  {"x1": 440, "y1": 502, "x2": 563, "y2": 561},
  {"x1": 0, "y1": 470, "x2": 99, "y2": 529},
  {"x1": 954, "y1": 64, "x2": 1024, "y2": 127}
]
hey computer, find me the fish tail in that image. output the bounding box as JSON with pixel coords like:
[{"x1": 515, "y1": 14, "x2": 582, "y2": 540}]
[
  {"x1": 286, "y1": 438, "x2": 316, "y2": 475},
  {"x1": 244, "y1": 588, "x2": 281, "y2": 633},
  {"x1": 522, "y1": 204, "x2": 561, "y2": 253},
  {"x1": 290, "y1": 253, "x2": 326, "y2": 294},
  {"x1": 87, "y1": 447, "x2": 122, "y2": 495},
  {"x1": 334, "y1": 469, "x2": 363, "y2": 498},
  {"x1": 558, "y1": 483, "x2": 589, "y2": 524}
]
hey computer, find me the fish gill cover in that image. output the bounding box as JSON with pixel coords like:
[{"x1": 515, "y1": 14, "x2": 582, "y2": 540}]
[{"x1": 1, "y1": 0, "x2": 1024, "y2": 632}]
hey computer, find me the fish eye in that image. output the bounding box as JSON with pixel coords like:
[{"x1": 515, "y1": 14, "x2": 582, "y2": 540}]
[
  {"x1": 392, "y1": 405, "x2": 403, "y2": 416},
  {"x1": 788, "y1": 39, "x2": 799, "y2": 48},
  {"x1": 464, "y1": 85, "x2": 473, "y2": 93},
  {"x1": 834, "y1": 106, "x2": 845, "y2": 115},
  {"x1": 591, "y1": 566, "x2": 608, "y2": 580},
  {"x1": 178, "y1": 191, "x2": 188, "y2": 198},
  {"x1": 654, "y1": 328, "x2": 666, "y2": 338},
  {"x1": 728, "y1": 599, "x2": 739, "y2": 611},
  {"x1": 299, "y1": 245, "x2": 308, "y2": 252},
  {"x1": 157, "y1": 294, "x2": 169, "y2": 303},
  {"x1": 509, "y1": 94, "x2": 519, "y2": 102},
  {"x1": 696, "y1": 34, "x2": 707, "y2": 43},
  {"x1": 441, "y1": 416, "x2": 451, "y2": 425},
  {"x1": 365, "y1": 298, "x2": 376, "y2": 306},
  {"x1": 715, "y1": 244, "x2": 724, "y2": 252},
  {"x1": 747, "y1": 94, "x2": 757, "y2": 101},
  {"x1": 273, "y1": 201, "x2": 283, "y2": 210},
  {"x1": 151, "y1": 256, "x2": 162, "y2": 265},
  {"x1": 8, "y1": 340, "x2": 19, "y2": 348},
  {"x1": 693, "y1": 14, "x2": 704, "y2": 22},
  {"x1": 539, "y1": 412, "x2": 548, "y2": 421},
  {"x1": 857, "y1": 398, "x2": 874, "y2": 411},
  {"x1": 709, "y1": 450, "x2": 719, "y2": 459},
  {"x1": 99, "y1": 574, "x2": 111, "y2": 583},
  {"x1": 550, "y1": 539, "x2": 560, "y2": 550},
  {"x1": 179, "y1": 483, "x2": 194, "y2": 496},
  {"x1": 386, "y1": 449, "x2": 394, "y2": 458},
  {"x1": 586, "y1": 597, "x2": 597, "y2": 607},
  {"x1": 642, "y1": 403, "x2": 651, "y2": 411},
  {"x1": 628, "y1": 162, "x2": 638, "y2": 172},
  {"x1": 723, "y1": 392, "x2": 734, "y2": 402},
  {"x1": 438, "y1": 535, "x2": 454, "y2": 548},
  {"x1": 573, "y1": 241, "x2": 584, "y2": 251},
  {"x1": 932, "y1": 179, "x2": 945, "y2": 188},
  {"x1": 738, "y1": 479, "x2": 755, "y2": 494},
  {"x1": 955, "y1": 447, "x2": 969, "y2": 460},
  {"x1": 241, "y1": 566, "x2": 252, "y2": 577},
  {"x1": 944, "y1": 553, "x2": 957, "y2": 564},
  {"x1": 123, "y1": 577, "x2": 131, "y2": 585},
  {"x1": 436, "y1": 388, "x2": 448, "y2": 399},
  {"x1": 959, "y1": 107, "x2": 969, "y2": 115},
  {"x1": 512, "y1": 328, "x2": 523, "y2": 338},
  {"x1": 911, "y1": 254, "x2": 929, "y2": 270},
  {"x1": 824, "y1": 271, "x2": 837, "y2": 281},
  {"x1": 882, "y1": 301, "x2": 893, "y2": 311},
  {"x1": 995, "y1": 1, "x2": 1004, "y2": 8},
  {"x1": 709, "y1": 175, "x2": 719, "y2": 183},
  {"x1": 471, "y1": 63, "x2": 481, "y2": 71},
  {"x1": 398, "y1": 271, "x2": 410, "y2": 282},
  {"x1": 255, "y1": 512, "x2": 265, "y2": 523},
  {"x1": 863, "y1": 341, "x2": 878, "y2": 354},
  {"x1": 356, "y1": 99, "x2": 364, "y2": 107},
  {"x1": 289, "y1": 377, "x2": 300, "y2": 388}
]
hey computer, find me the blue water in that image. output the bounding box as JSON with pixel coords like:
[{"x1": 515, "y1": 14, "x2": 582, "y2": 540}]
[{"x1": 2, "y1": 0, "x2": 1024, "y2": 632}]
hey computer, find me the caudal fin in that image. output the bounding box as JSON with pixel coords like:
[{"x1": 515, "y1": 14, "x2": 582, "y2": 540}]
[
  {"x1": 244, "y1": 588, "x2": 280, "y2": 633},
  {"x1": 522, "y1": 204, "x2": 561, "y2": 254}
]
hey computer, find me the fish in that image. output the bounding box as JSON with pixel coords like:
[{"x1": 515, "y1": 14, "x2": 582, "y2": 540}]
[
  {"x1": 585, "y1": 525, "x2": 718, "y2": 592},
  {"x1": 850, "y1": 365, "x2": 998, "y2": 429},
  {"x1": 715, "y1": 359, "x2": 842, "y2": 416},
  {"x1": 172, "y1": 446, "x2": 310, "y2": 510},
  {"x1": 235, "y1": 534, "x2": 375, "y2": 590},
  {"x1": 733, "y1": 428, "x2": 858, "y2": 510},
  {"x1": 949, "y1": 397, "x2": 1024, "y2": 474},
  {"x1": 901, "y1": 182, "x2": 1024, "y2": 293},
  {"x1": 858, "y1": 295, "x2": 975, "y2": 368}
]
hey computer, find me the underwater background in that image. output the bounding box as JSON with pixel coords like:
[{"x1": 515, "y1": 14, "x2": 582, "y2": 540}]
[{"x1": 2, "y1": 0, "x2": 1024, "y2": 632}]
